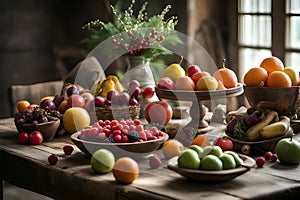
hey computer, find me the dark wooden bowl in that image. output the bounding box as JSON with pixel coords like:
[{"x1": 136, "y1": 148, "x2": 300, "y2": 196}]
[
  {"x1": 15, "y1": 120, "x2": 60, "y2": 142},
  {"x1": 244, "y1": 86, "x2": 300, "y2": 116}
]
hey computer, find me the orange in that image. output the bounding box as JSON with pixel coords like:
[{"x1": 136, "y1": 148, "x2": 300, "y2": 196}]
[
  {"x1": 260, "y1": 56, "x2": 284, "y2": 74},
  {"x1": 162, "y1": 139, "x2": 184, "y2": 159},
  {"x1": 112, "y1": 157, "x2": 139, "y2": 184},
  {"x1": 16, "y1": 100, "x2": 30, "y2": 113},
  {"x1": 243, "y1": 67, "x2": 268, "y2": 87},
  {"x1": 267, "y1": 71, "x2": 292, "y2": 87},
  {"x1": 190, "y1": 135, "x2": 211, "y2": 148}
]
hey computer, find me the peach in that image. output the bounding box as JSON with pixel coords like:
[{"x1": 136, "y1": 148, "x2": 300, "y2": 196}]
[
  {"x1": 175, "y1": 76, "x2": 195, "y2": 91},
  {"x1": 191, "y1": 71, "x2": 211, "y2": 85}
]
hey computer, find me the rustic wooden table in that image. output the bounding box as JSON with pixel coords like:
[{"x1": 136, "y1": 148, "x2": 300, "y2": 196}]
[{"x1": 0, "y1": 117, "x2": 300, "y2": 200}]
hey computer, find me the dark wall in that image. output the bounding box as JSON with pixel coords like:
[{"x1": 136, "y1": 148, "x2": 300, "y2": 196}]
[{"x1": 0, "y1": 0, "x2": 187, "y2": 118}]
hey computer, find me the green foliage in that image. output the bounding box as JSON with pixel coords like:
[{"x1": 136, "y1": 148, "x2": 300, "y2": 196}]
[{"x1": 82, "y1": 0, "x2": 183, "y2": 59}]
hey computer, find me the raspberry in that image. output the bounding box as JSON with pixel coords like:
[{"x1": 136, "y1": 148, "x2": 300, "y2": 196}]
[
  {"x1": 63, "y1": 145, "x2": 74, "y2": 155},
  {"x1": 256, "y1": 157, "x2": 265, "y2": 167},
  {"x1": 264, "y1": 151, "x2": 273, "y2": 160},
  {"x1": 48, "y1": 154, "x2": 58, "y2": 165},
  {"x1": 271, "y1": 154, "x2": 278, "y2": 162}
]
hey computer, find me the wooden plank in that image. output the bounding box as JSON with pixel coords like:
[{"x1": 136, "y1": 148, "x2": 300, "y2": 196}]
[{"x1": 1, "y1": 118, "x2": 300, "y2": 200}]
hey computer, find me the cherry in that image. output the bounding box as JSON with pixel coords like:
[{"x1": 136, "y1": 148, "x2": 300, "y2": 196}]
[
  {"x1": 271, "y1": 154, "x2": 278, "y2": 162},
  {"x1": 48, "y1": 154, "x2": 58, "y2": 165},
  {"x1": 264, "y1": 151, "x2": 273, "y2": 160},
  {"x1": 63, "y1": 145, "x2": 74, "y2": 155},
  {"x1": 256, "y1": 157, "x2": 265, "y2": 168}
]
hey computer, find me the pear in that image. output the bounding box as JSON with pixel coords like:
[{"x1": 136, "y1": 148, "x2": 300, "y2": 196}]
[{"x1": 161, "y1": 56, "x2": 185, "y2": 82}]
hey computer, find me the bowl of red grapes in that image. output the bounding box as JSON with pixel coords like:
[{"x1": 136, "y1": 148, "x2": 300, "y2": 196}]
[{"x1": 14, "y1": 105, "x2": 61, "y2": 142}]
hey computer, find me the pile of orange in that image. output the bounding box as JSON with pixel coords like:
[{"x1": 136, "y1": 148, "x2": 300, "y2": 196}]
[{"x1": 243, "y1": 56, "x2": 299, "y2": 87}]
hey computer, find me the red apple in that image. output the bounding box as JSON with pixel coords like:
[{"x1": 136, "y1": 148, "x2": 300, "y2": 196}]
[
  {"x1": 29, "y1": 131, "x2": 43, "y2": 145},
  {"x1": 145, "y1": 101, "x2": 173, "y2": 126},
  {"x1": 191, "y1": 71, "x2": 211, "y2": 85},
  {"x1": 94, "y1": 96, "x2": 105, "y2": 107},
  {"x1": 214, "y1": 137, "x2": 233, "y2": 151},
  {"x1": 157, "y1": 77, "x2": 175, "y2": 90},
  {"x1": 187, "y1": 65, "x2": 201, "y2": 77},
  {"x1": 18, "y1": 132, "x2": 29, "y2": 144},
  {"x1": 68, "y1": 94, "x2": 85, "y2": 108}
]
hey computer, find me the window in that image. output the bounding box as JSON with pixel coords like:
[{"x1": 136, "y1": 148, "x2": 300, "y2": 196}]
[{"x1": 237, "y1": 0, "x2": 300, "y2": 79}]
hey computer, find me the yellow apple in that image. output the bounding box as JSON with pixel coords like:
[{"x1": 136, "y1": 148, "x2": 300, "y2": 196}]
[
  {"x1": 196, "y1": 76, "x2": 218, "y2": 90},
  {"x1": 283, "y1": 67, "x2": 299, "y2": 86}
]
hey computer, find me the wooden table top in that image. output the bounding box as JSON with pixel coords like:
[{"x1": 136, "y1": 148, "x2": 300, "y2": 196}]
[{"x1": 0, "y1": 117, "x2": 300, "y2": 200}]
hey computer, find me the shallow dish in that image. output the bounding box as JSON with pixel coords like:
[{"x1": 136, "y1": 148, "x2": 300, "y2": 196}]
[
  {"x1": 167, "y1": 154, "x2": 255, "y2": 182},
  {"x1": 71, "y1": 131, "x2": 168, "y2": 158},
  {"x1": 225, "y1": 128, "x2": 294, "y2": 153}
]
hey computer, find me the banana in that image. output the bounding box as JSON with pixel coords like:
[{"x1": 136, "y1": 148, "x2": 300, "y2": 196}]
[
  {"x1": 107, "y1": 75, "x2": 124, "y2": 93},
  {"x1": 246, "y1": 110, "x2": 279, "y2": 141},
  {"x1": 260, "y1": 116, "x2": 290, "y2": 139}
]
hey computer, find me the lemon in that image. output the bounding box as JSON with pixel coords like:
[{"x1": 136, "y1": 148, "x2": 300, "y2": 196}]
[{"x1": 63, "y1": 107, "x2": 90, "y2": 133}]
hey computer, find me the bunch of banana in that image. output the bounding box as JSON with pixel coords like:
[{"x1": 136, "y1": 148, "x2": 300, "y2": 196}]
[
  {"x1": 93, "y1": 75, "x2": 124, "y2": 97},
  {"x1": 226, "y1": 108, "x2": 291, "y2": 141}
]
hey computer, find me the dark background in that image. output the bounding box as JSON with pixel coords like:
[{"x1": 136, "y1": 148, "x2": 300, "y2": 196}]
[{"x1": 0, "y1": 0, "x2": 228, "y2": 118}]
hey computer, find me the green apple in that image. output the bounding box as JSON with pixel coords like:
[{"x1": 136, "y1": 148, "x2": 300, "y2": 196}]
[
  {"x1": 224, "y1": 151, "x2": 244, "y2": 166},
  {"x1": 199, "y1": 146, "x2": 212, "y2": 159},
  {"x1": 90, "y1": 149, "x2": 115, "y2": 173},
  {"x1": 200, "y1": 155, "x2": 223, "y2": 171},
  {"x1": 178, "y1": 149, "x2": 201, "y2": 170},
  {"x1": 189, "y1": 145, "x2": 204, "y2": 156},
  {"x1": 220, "y1": 153, "x2": 236, "y2": 169},
  {"x1": 275, "y1": 138, "x2": 300, "y2": 165},
  {"x1": 208, "y1": 146, "x2": 223, "y2": 158}
]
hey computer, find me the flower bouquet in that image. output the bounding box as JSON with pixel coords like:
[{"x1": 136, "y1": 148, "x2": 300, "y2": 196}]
[{"x1": 82, "y1": 0, "x2": 182, "y2": 59}]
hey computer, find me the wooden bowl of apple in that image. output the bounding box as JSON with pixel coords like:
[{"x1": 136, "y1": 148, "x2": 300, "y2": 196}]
[{"x1": 14, "y1": 106, "x2": 61, "y2": 142}]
